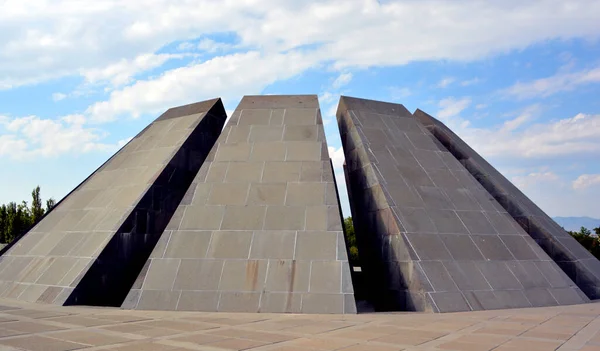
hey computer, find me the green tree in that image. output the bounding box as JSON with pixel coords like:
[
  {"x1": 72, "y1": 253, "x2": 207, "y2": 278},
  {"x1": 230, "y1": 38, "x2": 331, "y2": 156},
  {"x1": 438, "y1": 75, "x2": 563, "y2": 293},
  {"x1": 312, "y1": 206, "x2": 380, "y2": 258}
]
[
  {"x1": 568, "y1": 226, "x2": 600, "y2": 260},
  {"x1": 45, "y1": 198, "x2": 56, "y2": 212},
  {"x1": 580, "y1": 226, "x2": 592, "y2": 236},
  {"x1": 594, "y1": 227, "x2": 600, "y2": 236},
  {"x1": 5, "y1": 202, "x2": 18, "y2": 243},
  {"x1": 0, "y1": 186, "x2": 47, "y2": 244},
  {"x1": 31, "y1": 186, "x2": 44, "y2": 223},
  {"x1": 343, "y1": 217, "x2": 359, "y2": 265},
  {"x1": 0, "y1": 205, "x2": 7, "y2": 243}
]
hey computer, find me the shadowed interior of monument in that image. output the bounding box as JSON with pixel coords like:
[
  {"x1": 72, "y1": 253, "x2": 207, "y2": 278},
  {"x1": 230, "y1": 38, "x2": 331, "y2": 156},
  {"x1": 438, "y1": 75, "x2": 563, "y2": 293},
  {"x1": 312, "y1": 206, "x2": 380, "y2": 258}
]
[
  {"x1": 64, "y1": 105, "x2": 226, "y2": 307},
  {"x1": 337, "y1": 101, "x2": 414, "y2": 312}
]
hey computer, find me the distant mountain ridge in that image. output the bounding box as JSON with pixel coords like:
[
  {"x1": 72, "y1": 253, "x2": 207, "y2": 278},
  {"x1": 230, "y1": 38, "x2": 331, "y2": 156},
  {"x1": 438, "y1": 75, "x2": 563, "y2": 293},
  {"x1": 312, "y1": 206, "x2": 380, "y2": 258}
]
[{"x1": 553, "y1": 216, "x2": 600, "y2": 232}]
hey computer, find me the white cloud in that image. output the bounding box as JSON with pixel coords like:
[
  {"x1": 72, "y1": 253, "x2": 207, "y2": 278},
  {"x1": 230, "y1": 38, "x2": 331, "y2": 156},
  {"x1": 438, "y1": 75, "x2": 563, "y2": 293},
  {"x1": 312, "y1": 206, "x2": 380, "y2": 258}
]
[
  {"x1": 328, "y1": 146, "x2": 345, "y2": 172},
  {"x1": 81, "y1": 53, "x2": 185, "y2": 87},
  {"x1": 319, "y1": 92, "x2": 335, "y2": 104},
  {"x1": 86, "y1": 50, "x2": 319, "y2": 123},
  {"x1": 177, "y1": 42, "x2": 195, "y2": 51},
  {"x1": 500, "y1": 104, "x2": 540, "y2": 132},
  {"x1": 197, "y1": 38, "x2": 234, "y2": 53},
  {"x1": 389, "y1": 87, "x2": 411, "y2": 99},
  {"x1": 512, "y1": 172, "x2": 560, "y2": 189},
  {"x1": 117, "y1": 137, "x2": 133, "y2": 148},
  {"x1": 0, "y1": 135, "x2": 28, "y2": 157},
  {"x1": 332, "y1": 72, "x2": 353, "y2": 89},
  {"x1": 475, "y1": 104, "x2": 487, "y2": 110},
  {"x1": 61, "y1": 114, "x2": 86, "y2": 125},
  {"x1": 573, "y1": 174, "x2": 600, "y2": 190},
  {"x1": 52, "y1": 92, "x2": 67, "y2": 101},
  {"x1": 503, "y1": 66, "x2": 600, "y2": 99},
  {"x1": 503, "y1": 170, "x2": 600, "y2": 217},
  {"x1": 437, "y1": 97, "x2": 472, "y2": 119},
  {"x1": 177, "y1": 39, "x2": 235, "y2": 53},
  {"x1": 0, "y1": 115, "x2": 119, "y2": 159},
  {"x1": 1, "y1": 1, "x2": 600, "y2": 90},
  {"x1": 437, "y1": 77, "x2": 455, "y2": 88},
  {"x1": 442, "y1": 108, "x2": 600, "y2": 159},
  {"x1": 327, "y1": 145, "x2": 351, "y2": 216},
  {"x1": 461, "y1": 77, "x2": 481, "y2": 86}
]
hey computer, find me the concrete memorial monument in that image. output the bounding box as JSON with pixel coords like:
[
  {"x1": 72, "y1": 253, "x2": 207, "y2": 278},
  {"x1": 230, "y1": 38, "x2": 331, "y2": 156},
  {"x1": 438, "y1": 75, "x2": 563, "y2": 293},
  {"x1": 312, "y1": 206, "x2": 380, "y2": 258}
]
[
  {"x1": 0, "y1": 99, "x2": 226, "y2": 306},
  {"x1": 0, "y1": 94, "x2": 596, "y2": 315},
  {"x1": 124, "y1": 95, "x2": 356, "y2": 314},
  {"x1": 337, "y1": 96, "x2": 589, "y2": 312}
]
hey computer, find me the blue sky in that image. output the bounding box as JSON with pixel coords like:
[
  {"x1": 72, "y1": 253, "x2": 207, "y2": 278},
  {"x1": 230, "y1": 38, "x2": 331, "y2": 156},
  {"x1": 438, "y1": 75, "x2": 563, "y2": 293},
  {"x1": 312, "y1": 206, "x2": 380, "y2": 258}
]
[{"x1": 1, "y1": 0, "x2": 600, "y2": 218}]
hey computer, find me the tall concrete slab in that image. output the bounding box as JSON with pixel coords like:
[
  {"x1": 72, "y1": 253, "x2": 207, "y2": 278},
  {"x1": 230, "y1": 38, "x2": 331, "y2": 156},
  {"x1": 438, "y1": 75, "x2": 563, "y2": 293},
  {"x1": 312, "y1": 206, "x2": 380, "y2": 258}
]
[
  {"x1": 414, "y1": 109, "x2": 600, "y2": 300},
  {"x1": 337, "y1": 96, "x2": 587, "y2": 312},
  {"x1": 124, "y1": 95, "x2": 356, "y2": 314},
  {"x1": 0, "y1": 99, "x2": 226, "y2": 306}
]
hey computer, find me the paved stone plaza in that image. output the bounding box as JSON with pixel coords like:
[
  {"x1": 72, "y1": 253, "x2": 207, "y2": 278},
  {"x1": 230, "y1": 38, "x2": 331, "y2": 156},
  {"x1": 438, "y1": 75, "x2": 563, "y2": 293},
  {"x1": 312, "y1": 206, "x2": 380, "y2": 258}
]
[{"x1": 0, "y1": 299, "x2": 598, "y2": 350}]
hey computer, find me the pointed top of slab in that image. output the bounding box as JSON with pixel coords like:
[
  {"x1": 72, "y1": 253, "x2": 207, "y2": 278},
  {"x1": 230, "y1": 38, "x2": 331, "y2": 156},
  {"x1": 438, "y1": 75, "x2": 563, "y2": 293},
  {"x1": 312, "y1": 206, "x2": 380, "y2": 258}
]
[
  {"x1": 236, "y1": 95, "x2": 319, "y2": 109},
  {"x1": 156, "y1": 98, "x2": 223, "y2": 121},
  {"x1": 413, "y1": 108, "x2": 449, "y2": 128},
  {"x1": 339, "y1": 95, "x2": 412, "y2": 116}
]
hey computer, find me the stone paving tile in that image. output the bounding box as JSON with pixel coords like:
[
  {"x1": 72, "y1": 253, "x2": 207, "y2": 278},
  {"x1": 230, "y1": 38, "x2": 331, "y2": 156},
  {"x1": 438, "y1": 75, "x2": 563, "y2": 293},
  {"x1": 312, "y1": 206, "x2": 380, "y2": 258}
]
[
  {"x1": 0, "y1": 299, "x2": 599, "y2": 350},
  {"x1": 374, "y1": 329, "x2": 449, "y2": 346},
  {"x1": 437, "y1": 333, "x2": 510, "y2": 351},
  {"x1": 437, "y1": 341, "x2": 497, "y2": 351},
  {"x1": 204, "y1": 337, "x2": 272, "y2": 350},
  {"x1": 415, "y1": 321, "x2": 478, "y2": 332},
  {"x1": 338, "y1": 344, "x2": 404, "y2": 351},
  {"x1": 494, "y1": 338, "x2": 563, "y2": 351},
  {"x1": 2, "y1": 309, "x2": 70, "y2": 319},
  {"x1": 207, "y1": 329, "x2": 298, "y2": 343},
  {"x1": 136, "y1": 319, "x2": 219, "y2": 332},
  {"x1": 522, "y1": 328, "x2": 577, "y2": 340},
  {"x1": 283, "y1": 337, "x2": 359, "y2": 350},
  {"x1": 105, "y1": 342, "x2": 179, "y2": 351},
  {"x1": 45, "y1": 330, "x2": 134, "y2": 346},
  {"x1": 0, "y1": 335, "x2": 88, "y2": 351},
  {"x1": 0, "y1": 327, "x2": 26, "y2": 337},
  {"x1": 0, "y1": 316, "x2": 18, "y2": 323},
  {"x1": 326, "y1": 329, "x2": 389, "y2": 340},
  {"x1": 2, "y1": 320, "x2": 67, "y2": 333},
  {"x1": 91, "y1": 314, "x2": 152, "y2": 323},
  {"x1": 591, "y1": 331, "x2": 600, "y2": 344},
  {"x1": 169, "y1": 332, "x2": 228, "y2": 345},
  {"x1": 259, "y1": 346, "x2": 317, "y2": 351},
  {"x1": 282, "y1": 321, "x2": 357, "y2": 334},
  {"x1": 46, "y1": 315, "x2": 118, "y2": 327}
]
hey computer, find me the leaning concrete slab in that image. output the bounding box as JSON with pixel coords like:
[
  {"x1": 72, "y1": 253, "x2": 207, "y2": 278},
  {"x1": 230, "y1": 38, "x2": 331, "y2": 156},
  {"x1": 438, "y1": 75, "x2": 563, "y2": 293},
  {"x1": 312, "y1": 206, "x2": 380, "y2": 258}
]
[
  {"x1": 124, "y1": 95, "x2": 356, "y2": 314},
  {"x1": 0, "y1": 99, "x2": 226, "y2": 306},
  {"x1": 337, "y1": 96, "x2": 587, "y2": 312},
  {"x1": 414, "y1": 109, "x2": 600, "y2": 300}
]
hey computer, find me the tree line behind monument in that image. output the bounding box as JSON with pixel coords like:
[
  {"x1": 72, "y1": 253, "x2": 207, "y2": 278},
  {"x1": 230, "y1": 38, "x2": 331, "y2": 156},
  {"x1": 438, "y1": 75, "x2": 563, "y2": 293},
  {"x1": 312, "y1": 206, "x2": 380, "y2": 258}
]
[
  {"x1": 0, "y1": 186, "x2": 598, "y2": 261},
  {"x1": 0, "y1": 186, "x2": 55, "y2": 244}
]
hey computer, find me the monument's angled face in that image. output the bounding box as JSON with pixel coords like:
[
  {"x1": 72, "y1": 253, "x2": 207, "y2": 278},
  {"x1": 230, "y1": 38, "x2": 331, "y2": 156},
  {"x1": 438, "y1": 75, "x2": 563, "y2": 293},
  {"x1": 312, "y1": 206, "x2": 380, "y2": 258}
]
[
  {"x1": 414, "y1": 109, "x2": 600, "y2": 300},
  {"x1": 0, "y1": 99, "x2": 226, "y2": 306},
  {"x1": 124, "y1": 95, "x2": 356, "y2": 314},
  {"x1": 337, "y1": 96, "x2": 588, "y2": 312}
]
